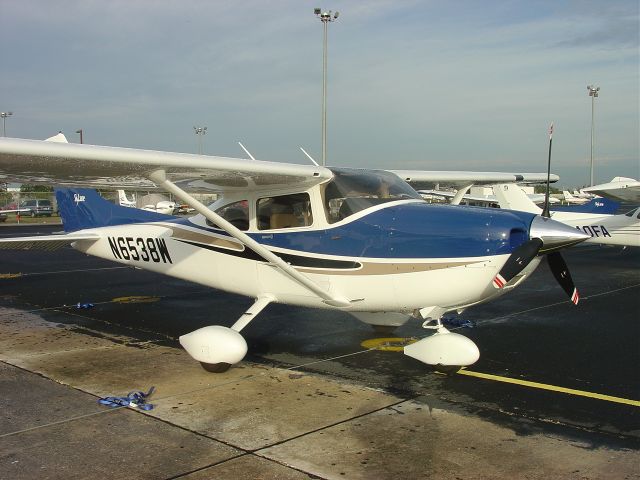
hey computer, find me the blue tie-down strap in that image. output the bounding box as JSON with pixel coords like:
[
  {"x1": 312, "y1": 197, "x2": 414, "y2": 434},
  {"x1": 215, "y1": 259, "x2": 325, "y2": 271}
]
[
  {"x1": 441, "y1": 316, "x2": 476, "y2": 329},
  {"x1": 75, "y1": 302, "x2": 95, "y2": 309},
  {"x1": 98, "y1": 386, "x2": 155, "y2": 411}
]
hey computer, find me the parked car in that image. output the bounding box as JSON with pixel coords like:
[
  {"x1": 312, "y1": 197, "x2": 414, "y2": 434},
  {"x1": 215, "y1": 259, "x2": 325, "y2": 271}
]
[{"x1": 19, "y1": 199, "x2": 53, "y2": 217}]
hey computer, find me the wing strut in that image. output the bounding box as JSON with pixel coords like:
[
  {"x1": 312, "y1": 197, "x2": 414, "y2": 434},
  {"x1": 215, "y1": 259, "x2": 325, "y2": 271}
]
[
  {"x1": 149, "y1": 170, "x2": 351, "y2": 308},
  {"x1": 451, "y1": 183, "x2": 474, "y2": 205}
]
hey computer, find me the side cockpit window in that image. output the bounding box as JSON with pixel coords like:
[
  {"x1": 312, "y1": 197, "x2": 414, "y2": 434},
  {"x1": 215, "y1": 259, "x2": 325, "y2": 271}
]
[
  {"x1": 206, "y1": 200, "x2": 249, "y2": 230},
  {"x1": 257, "y1": 193, "x2": 313, "y2": 230}
]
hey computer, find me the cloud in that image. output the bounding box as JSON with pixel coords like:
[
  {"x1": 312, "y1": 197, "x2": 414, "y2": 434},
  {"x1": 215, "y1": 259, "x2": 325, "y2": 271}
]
[{"x1": 0, "y1": 1, "x2": 637, "y2": 186}]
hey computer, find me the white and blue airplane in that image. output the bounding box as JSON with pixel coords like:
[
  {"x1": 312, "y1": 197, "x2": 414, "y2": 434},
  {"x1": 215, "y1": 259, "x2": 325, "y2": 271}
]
[
  {"x1": 492, "y1": 184, "x2": 640, "y2": 248},
  {"x1": 0, "y1": 135, "x2": 588, "y2": 373}
]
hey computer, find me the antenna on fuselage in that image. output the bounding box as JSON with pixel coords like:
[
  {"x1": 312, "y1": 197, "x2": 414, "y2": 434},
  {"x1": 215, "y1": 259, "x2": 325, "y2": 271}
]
[
  {"x1": 238, "y1": 142, "x2": 256, "y2": 161},
  {"x1": 299, "y1": 147, "x2": 320, "y2": 166},
  {"x1": 542, "y1": 122, "x2": 553, "y2": 218}
]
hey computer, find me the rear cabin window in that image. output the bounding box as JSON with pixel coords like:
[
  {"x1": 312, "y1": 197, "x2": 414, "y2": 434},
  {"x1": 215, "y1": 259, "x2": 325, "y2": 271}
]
[
  {"x1": 206, "y1": 200, "x2": 249, "y2": 230},
  {"x1": 323, "y1": 168, "x2": 422, "y2": 223},
  {"x1": 257, "y1": 193, "x2": 313, "y2": 230}
]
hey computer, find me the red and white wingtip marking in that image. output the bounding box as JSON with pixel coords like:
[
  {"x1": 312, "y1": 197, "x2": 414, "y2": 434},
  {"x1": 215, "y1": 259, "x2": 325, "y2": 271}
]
[
  {"x1": 571, "y1": 288, "x2": 580, "y2": 305},
  {"x1": 492, "y1": 274, "x2": 506, "y2": 289}
]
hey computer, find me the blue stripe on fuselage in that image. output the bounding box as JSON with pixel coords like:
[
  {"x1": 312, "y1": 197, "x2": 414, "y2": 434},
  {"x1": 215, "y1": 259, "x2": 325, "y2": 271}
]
[{"x1": 251, "y1": 203, "x2": 534, "y2": 259}]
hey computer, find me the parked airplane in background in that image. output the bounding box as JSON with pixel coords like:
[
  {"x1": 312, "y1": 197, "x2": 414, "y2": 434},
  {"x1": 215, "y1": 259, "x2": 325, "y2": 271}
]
[
  {"x1": 571, "y1": 189, "x2": 594, "y2": 199},
  {"x1": 583, "y1": 177, "x2": 640, "y2": 204},
  {"x1": 493, "y1": 184, "x2": 639, "y2": 247},
  {"x1": 117, "y1": 189, "x2": 177, "y2": 215},
  {"x1": 562, "y1": 190, "x2": 590, "y2": 205},
  {"x1": 419, "y1": 187, "x2": 560, "y2": 207},
  {"x1": 0, "y1": 135, "x2": 588, "y2": 374},
  {"x1": 117, "y1": 190, "x2": 137, "y2": 208}
]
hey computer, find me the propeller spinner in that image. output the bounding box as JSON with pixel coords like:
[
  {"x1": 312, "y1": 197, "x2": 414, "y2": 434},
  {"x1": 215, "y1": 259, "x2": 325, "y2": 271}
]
[{"x1": 493, "y1": 216, "x2": 588, "y2": 304}]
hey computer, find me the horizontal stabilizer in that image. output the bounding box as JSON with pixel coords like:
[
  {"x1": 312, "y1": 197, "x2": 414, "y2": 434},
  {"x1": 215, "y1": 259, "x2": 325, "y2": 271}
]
[{"x1": 0, "y1": 233, "x2": 99, "y2": 251}]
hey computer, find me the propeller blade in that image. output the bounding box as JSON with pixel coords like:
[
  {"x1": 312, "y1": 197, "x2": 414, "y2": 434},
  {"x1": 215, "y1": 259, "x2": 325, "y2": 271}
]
[
  {"x1": 492, "y1": 238, "x2": 543, "y2": 289},
  {"x1": 547, "y1": 252, "x2": 579, "y2": 305}
]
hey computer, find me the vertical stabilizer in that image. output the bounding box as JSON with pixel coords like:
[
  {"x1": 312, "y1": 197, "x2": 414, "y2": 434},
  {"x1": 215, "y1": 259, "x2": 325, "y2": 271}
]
[
  {"x1": 55, "y1": 188, "x2": 174, "y2": 232},
  {"x1": 493, "y1": 184, "x2": 542, "y2": 214}
]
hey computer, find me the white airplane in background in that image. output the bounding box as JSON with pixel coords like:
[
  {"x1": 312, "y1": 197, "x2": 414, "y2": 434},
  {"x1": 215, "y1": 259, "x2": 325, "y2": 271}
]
[
  {"x1": 493, "y1": 184, "x2": 640, "y2": 247},
  {"x1": 0, "y1": 135, "x2": 588, "y2": 374},
  {"x1": 562, "y1": 190, "x2": 590, "y2": 205},
  {"x1": 117, "y1": 189, "x2": 137, "y2": 208},
  {"x1": 583, "y1": 177, "x2": 640, "y2": 204},
  {"x1": 117, "y1": 190, "x2": 177, "y2": 215},
  {"x1": 571, "y1": 189, "x2": 594, "y2": 199},
  {"x1": 419, "y1": 187, "x2": 560, "y2": 206}
]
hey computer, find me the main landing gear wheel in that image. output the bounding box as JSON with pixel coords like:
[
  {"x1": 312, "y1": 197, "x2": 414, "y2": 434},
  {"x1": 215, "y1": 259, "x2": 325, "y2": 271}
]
[{"x1": 200, "y1": 362, "x2": 231, "y2": 373}]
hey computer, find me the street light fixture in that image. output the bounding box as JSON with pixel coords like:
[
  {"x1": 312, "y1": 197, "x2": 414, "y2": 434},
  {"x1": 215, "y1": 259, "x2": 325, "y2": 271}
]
[
  {"x1": 75, "y1": 129, "x2": 83, "y2": 144},
  {"x1": 1, "y1": 111, "x2": 13, "y2": 137},
  {"x1": 587, "y1": 85, "x2": 600, "y2": 186},
  {"x1": 194, "y1": 126, "x2": 207, "y2": 154},
  {"x1": 314, "y1": 8, "x2": 339, "y2": 167}
]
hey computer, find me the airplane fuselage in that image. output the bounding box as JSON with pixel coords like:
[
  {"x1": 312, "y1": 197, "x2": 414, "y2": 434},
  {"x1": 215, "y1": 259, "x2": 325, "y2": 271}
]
[
  {"x1": 550, "y1": 209, "x2": 640, "y2": 247},
  {"x1": 74, "y1": 200, "x2": 539, "y2": 314}
]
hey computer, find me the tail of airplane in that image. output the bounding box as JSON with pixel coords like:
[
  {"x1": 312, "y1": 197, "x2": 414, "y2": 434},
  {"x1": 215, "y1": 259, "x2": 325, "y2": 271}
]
[
  {"x1": 492, "y1": 184, "x2": 542, "y2": 214},
  {"x1": 562, "y1": 190, "x2": 575, "y2": 201},
  {"x1": 56, "y1": 188, "x2": 174, "y2": 233},
  {"x1": 117, "y1": 189, "x2": 137, "y2": 208}
]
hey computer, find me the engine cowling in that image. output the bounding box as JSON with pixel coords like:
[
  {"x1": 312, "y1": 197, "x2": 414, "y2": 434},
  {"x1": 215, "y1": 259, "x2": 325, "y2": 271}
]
[{"x1": 179, "y1": 326, "x2": 248, "y2": 365}]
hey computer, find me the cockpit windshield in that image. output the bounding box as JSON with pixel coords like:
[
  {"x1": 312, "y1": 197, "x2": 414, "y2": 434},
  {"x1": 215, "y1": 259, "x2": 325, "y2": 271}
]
[{"x1": 324, "y1": 168, "x2": 423, "y2": 223}]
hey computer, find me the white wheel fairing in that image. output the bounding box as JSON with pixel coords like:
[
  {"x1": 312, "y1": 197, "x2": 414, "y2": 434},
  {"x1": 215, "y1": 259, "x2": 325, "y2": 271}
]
[
  {"x1": 404, "y1": 332, "x2": 480, "y2": 367},
  {"x1": 179, "y1": 326, "x2": 248, "y2": 364}
]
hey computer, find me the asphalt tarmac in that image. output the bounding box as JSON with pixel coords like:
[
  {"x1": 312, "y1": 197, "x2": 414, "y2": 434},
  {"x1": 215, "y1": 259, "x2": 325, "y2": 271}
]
[{"x1": 1, "y1": 223, "x2": 639, "y2": 478}]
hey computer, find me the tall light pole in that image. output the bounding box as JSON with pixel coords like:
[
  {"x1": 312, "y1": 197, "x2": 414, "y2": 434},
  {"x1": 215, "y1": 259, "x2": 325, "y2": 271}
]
[
  {"x1": 194, "y1": 126, "x2": 207, "y2": 154},
  {"x1": 75, "y1": 129, "x2": 83, "y2": 144},
  {"x1": 315, "y1": 8, "x2": 339, "y2": 167},
  {"x1": 587, "y1": 85, "x2": 600, "y2": 186},
  {"x1": 1, "y1": 112, "x2": 13, "y2": 137}
]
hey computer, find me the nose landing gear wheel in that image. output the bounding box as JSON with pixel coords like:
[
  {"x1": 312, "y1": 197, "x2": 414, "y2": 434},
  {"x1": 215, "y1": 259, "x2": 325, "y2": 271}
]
[{"x1": 200, "y1": 362, "x2": 231, "y2": 373}]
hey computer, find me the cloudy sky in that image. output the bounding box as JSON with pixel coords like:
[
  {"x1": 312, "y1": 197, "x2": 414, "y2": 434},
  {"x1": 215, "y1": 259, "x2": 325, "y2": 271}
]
[{"x1": 1, "y1": 1, "x2": 638, "y2": 187}]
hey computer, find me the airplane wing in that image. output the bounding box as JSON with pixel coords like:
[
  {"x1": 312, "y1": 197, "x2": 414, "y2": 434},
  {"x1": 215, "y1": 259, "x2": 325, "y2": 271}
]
[
  {"x1": 418, "y1": 189, "x2": 499, "y2": 205},
  {"x1": 391, "y1": 170, "x2": 558, "y2": 188},
  {"x1": 0, "y1": 232, "x2": 100, "y2": 251},
  {"x1": 0, "y1": 137, "x2": 333, "y2": 193},
  {"x1": 0, "y1": 137, "x2": 559, "y2": 193},
  {"x1": 582, "y1": 177, "x2": 640, "y2": 203}
]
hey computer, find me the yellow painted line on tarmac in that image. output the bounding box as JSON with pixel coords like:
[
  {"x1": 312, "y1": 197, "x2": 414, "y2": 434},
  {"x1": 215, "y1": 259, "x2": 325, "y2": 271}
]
[
  {"x1": 457, "y1": 369, "x2": 640, "y2": 407},
  {"x1": 361, "y1": 337, "x2": 417, "y2": 352},
  {"x1": 111, "y1": 295, "x2": 160, "y2": 304},
  {"x1": 361, "y1": 337, "x2": 639, "y2": 407},
  {"x1": 0, "y1": 273, "x2": 22, "y2": 279}
]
